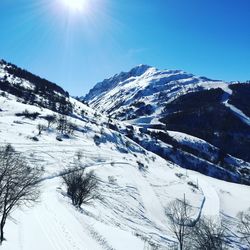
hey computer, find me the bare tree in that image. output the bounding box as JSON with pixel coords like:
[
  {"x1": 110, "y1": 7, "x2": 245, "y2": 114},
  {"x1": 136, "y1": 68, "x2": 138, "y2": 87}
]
[
  {"x1": 37, "y1": 124, "x2": 46, "y2": 135},
  {"x1": 67, "y1": 122, "x2": 77, "y2": 135},
  {"x1": 43, "y1": 114, "x2": 56, "y2": 129},
  {"x1": 57, "y1": 114, "x2": 68, "y2": 134},
  {"x1": 189, "y1": 217, "x2": 227, "y2": 250},
  {"x1": 237, "y1": 208, "x2": 250, "y2": 248},
  {"x1": 75, "y1": 150, "x2": 83, "y2": 161},
  {"x1": 0, "y1": 145, "x2": 41, "y2": 243},
  {"x1": 56, "y1": 115, "x2": 76, "y2": 135},
  {"x1": 62, "y1": 168, "x2": 99, "y2": 208},
  {"x1": 165, "y1": 197, "x2": 194, "y2": 250}
]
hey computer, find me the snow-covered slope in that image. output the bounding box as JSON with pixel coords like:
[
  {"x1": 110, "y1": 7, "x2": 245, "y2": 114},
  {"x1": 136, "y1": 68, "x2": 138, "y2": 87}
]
[
  {"x1": 83, "y1": 65, "x2": 250, "y2": 178},
  {"x1": 0, "y1": 59, "x2": 72, "y2": 115},
  {"x1": 1, "y1": 90, "x2": 250, "y2": 250},
  {"x1": 1, "y1": 60, "x2": 250, "y2": 249}
]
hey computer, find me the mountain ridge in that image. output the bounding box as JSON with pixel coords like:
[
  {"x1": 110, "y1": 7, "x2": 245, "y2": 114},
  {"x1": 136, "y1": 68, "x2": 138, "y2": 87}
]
[
  {"x1": 82, "y1": 64, "x2": 250, "y2": 182},
  {"x1": 83, "y1": 64, "x2": 227, "y2": 118}
]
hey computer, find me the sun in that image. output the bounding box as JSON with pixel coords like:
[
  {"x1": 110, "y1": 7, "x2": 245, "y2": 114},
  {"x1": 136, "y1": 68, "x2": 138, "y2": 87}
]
[{"x1": 61, "y1": 0, "x2": 88, "y2": 12}]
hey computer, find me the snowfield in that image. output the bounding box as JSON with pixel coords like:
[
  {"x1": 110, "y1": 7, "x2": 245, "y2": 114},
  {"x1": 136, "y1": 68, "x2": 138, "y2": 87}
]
[{"x1": 0, "y1": 94, "x2": 250, "y2": 250}]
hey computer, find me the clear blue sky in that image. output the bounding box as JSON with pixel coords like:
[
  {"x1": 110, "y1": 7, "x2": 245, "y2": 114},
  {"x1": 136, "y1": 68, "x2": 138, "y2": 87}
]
[{"x1": 0, "y1": 0, "x2": 250, "y2": 95}]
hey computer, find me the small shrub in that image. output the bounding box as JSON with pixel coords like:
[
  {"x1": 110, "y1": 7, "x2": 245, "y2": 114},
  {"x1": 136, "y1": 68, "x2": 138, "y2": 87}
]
[
  {"x1": 67, "y1": 122, "x2": 77, "y2": 135},
  {"x1": 93, "y1": 134, "x2": 101, "y2": 146},
  {"x1": 175, "y1": 173, "x2": 184, "y2": 179},
  {"x1": 187, "y1": 181, "x2": 199, "y2": 189},
  {"x1": 42, "y1": 114, "x2": 57, "y2": 128},
  {"x1": 151, "y1": 156, "x2": 156, "y2": 162},
  {"x1": 56, "y1": 115, "x2": 76, "y2": 135},
  {"x1": 56, "y1": 136, "x2": 63, "y2": 141},
  {"x1": 15, "y1": 109, "x2": 40, "y2": 120},
  {"x1": 137, "y1": 161, "x2": 145, "y2": 171},
  {"x1": 37, "y1": 124, "x2": 46, "y2": 135},
  {"x1": 0, "y1": 92, "x2": 6, "y2": 97},
  {"x1": 13, "y1": 120, "x2": 23, "y2": 124},
  {"x1": 62, "y1": 169, "x2": 99, "y2": 208},
  {"x1": 80, "y1": 110, "x2": 86, "y2": 117},
  {"x1": 108, "y1": 123, "x2": 118, "y2": 131},
  {"x1": 100, "y1": 127, "x2": 105, "y2": 135},
  {"x1": 75, "y1": 150, "x2": 83, "y2": 161},
  {"x1": 108, "y1": 176, "x2": 116, "y2": 184},
  {"x1": 31, "y1": 136, "x2": 39, "y2": 141}
]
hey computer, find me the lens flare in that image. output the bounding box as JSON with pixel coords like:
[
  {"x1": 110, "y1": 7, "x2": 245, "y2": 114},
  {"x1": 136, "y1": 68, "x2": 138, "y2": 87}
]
[{"x1": 61, "y1": 0, "x2": 88, "y2": 12}]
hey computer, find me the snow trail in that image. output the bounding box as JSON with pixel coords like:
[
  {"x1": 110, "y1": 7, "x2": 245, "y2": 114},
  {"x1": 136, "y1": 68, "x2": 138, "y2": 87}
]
[
  {"x1": 222, "y1": 92, "x2": 250, "y2": 126},
  {"x1": 191, "y1": 175, "x2": 220, "y2": 219}
]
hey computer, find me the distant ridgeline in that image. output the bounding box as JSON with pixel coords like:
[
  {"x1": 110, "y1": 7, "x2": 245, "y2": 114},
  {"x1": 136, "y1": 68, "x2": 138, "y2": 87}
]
[{"x1": 0, "y1": 59, "x2": 72, "y2": 115}]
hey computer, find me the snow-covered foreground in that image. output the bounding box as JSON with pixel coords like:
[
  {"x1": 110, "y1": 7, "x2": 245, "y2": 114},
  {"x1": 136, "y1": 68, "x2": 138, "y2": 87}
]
[
  {"x1": 0, "y1": 96, "x2": 250, "y2": 249},
  {"x1": 4, "y1": 177, "x2": 145, "y2": 250}
]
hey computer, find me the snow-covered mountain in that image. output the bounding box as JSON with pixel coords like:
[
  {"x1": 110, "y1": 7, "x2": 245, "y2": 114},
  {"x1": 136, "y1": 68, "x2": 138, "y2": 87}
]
[
  {"x1": 0, "y1": 60, "x2": 250, "y2": 249},
  {"x1": 83, "y1": 65, "x2": 250, "y2": 183},
  {"x1": 84, "y1": 64, "x2": 226, "y2": 121}
]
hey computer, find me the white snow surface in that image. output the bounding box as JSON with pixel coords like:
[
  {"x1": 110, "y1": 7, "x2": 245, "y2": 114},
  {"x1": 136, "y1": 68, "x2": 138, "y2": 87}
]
[{"x1": 0, "y1": 94, "x2": 249, "y2": 249}]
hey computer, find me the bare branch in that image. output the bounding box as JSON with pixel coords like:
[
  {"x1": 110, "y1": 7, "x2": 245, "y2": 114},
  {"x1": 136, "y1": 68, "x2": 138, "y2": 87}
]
[
  {"x1": 237, "y1": 208, "x2": 250, "y2": 248},
  {"x1": 0, "y1": 145, "x2": 41, "y2": 243}
]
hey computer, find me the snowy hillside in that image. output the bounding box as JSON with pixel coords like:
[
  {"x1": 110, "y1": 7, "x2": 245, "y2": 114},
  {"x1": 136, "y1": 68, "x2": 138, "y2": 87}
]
[
  {"x1": 0, "y1": 85, "x2": 250, "y2": 250},
  {"x1": 0, "y1": 60, "x2": 250, "y2": 249},
  {"x1": 0, "y1": 59, "x2": 72, "y2": 114},
  {"x1": 83, "y1": 66, "x2": 250, "y2": 182}
]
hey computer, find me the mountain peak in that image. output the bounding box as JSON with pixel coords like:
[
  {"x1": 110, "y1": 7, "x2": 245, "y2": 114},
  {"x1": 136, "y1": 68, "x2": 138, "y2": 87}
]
[
  {"x1": 129, "y1": 64, "x2": 153, "y2": 76},
  {"x1": 0, "y1": 59, "x2": 6, "y2": 65},
  {"x1": 114, "y1": 64, "x2": 154, "y2": 80}
]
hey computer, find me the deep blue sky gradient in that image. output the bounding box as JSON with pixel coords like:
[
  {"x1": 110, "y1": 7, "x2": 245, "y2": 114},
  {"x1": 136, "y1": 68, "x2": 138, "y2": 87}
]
[{"x1": 0, "y1": 0, "x2": 250, "y2": 95}]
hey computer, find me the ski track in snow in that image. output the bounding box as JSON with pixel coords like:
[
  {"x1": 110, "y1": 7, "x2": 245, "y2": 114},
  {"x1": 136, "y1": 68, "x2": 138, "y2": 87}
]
[
  {"x1": 190, "y1": 174, "x2": 220, "y2": 219},
  {"x1": 199, "y1": 180, "x2": 220, "y2": 218},
  {"x1": 17, "y1": 180, "x2": 105, "y2": 250}
]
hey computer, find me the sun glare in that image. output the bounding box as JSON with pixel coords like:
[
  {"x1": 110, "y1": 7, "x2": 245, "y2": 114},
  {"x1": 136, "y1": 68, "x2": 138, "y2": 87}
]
[{"x1": 61, "y1": 0, "x2": 88, "y2": 12}]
